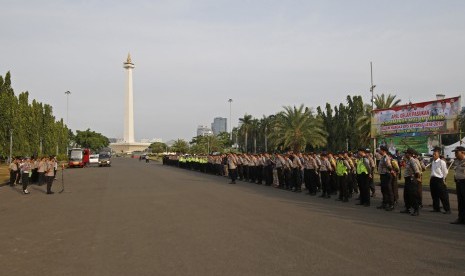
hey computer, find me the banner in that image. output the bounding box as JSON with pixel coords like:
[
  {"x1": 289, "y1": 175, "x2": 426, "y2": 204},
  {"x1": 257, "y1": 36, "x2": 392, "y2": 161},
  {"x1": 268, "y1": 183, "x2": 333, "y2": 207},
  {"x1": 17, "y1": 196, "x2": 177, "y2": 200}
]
[
  {"x1": 377, "y1": 136, "x2": 439, "y2": 155},
  {"x1": 371, "y1": 96, "x2": 461, "y2": 138}
]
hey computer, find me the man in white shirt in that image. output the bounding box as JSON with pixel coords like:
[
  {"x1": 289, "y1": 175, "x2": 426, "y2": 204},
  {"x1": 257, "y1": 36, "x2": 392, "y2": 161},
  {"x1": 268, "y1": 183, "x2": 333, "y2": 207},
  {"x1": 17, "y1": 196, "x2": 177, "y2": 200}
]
[{"x1": 429, "y1": 147, "x2": 451, "y2": 214}]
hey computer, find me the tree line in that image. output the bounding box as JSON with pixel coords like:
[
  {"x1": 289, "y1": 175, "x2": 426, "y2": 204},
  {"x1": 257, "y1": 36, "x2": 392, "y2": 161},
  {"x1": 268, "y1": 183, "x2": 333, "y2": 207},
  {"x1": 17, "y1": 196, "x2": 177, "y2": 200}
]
[
  {"x1": 0, "y1": 72, "x2": 69, "y2": 158},
  {"x1": 162, "y1": 93, "x2": 465, "y2": 154},
  {"x1": 0, "y1": 72, "x2": 110, "y2": 159},
  {"x1": 150, "y1": 94, "x2": 403, "y2": 154},
  {"x1": 233, "y1": 94, "x2": 403, "y2": 153}
]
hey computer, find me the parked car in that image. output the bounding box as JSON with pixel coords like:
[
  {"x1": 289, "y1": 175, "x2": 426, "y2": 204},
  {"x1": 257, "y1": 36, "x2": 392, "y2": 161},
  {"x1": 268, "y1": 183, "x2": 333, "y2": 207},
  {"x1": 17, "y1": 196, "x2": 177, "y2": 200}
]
[
  {"x1": 98, "y1": 153, "x2": 111, "y2": 167},
  {"x1": 420, "y1": 153, "x2": 433, "y2": 164},
  {"x1": 89, "y1": 154, "x2": 99, "y2": 166}
]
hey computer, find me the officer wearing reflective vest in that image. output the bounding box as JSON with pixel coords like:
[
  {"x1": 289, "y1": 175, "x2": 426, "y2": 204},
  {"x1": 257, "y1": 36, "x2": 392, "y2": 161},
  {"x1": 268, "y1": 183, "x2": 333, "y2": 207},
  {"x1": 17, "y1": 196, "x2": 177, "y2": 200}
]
[
  {"x1": 356, "y1": 149, "x2": 372, "y2": 206},
  {"x1": 336, "y1": 151, "x2": 351, "y2": 202}
]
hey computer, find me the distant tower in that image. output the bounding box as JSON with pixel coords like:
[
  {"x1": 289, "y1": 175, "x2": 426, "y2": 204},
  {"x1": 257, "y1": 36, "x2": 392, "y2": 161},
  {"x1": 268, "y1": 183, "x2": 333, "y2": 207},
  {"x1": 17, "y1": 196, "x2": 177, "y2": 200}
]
[{"x1": 123, "y1": 53, "x2": 135, "y2": 143}]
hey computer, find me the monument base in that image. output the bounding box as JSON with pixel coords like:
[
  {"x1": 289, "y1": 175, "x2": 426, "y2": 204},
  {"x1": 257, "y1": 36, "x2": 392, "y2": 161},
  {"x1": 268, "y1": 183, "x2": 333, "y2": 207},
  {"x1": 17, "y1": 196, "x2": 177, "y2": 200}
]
[{"x1": 109, "y1": 142, "x2": 151, "y2": 154}]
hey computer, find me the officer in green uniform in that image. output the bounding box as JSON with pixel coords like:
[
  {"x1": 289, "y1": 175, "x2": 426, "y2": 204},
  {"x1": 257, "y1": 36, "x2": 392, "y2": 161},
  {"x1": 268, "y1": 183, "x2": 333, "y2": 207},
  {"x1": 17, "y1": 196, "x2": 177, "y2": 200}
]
[
  {"x1": 335, "y1": 152, "x2": 351, "y2": 202},
  {"x1": 356, "y1": 149, "x2": 372, "y2": 206}
]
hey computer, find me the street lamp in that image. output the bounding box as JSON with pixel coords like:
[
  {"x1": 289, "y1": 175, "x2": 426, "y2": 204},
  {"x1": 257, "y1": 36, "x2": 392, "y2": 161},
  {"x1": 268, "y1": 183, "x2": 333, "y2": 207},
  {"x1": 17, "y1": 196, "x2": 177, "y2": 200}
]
[
  {"x1": 228, "y1": 99, "x2": 233, "y2": 141},
  {"x1": 370, "y1": 62, "x2": 376, "y2": 153},
  {"x1": 65, "y1": 91, "x2": 71, "y2": 155},
  {"x1": 65, "y1": 91, "x2": 71, "y2": 127}
]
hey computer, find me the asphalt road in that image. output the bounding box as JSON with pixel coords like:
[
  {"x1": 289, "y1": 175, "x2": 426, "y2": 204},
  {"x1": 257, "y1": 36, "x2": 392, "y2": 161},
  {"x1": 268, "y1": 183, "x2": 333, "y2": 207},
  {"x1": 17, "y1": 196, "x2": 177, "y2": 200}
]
[{"x1": 1, "y1": 158, "x2": 464, "y2": 276}]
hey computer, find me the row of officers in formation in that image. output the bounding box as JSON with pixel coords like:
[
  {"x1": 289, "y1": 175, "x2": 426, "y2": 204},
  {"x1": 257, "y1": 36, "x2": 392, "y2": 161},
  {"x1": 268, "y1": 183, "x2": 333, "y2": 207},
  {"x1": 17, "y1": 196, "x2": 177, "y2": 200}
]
[
  {"x1": 163, "y1": 145, "x2": 465, "y2": 225},
  {"x1": 8, "y1": 156, "x2": 58, "y2": 195}
]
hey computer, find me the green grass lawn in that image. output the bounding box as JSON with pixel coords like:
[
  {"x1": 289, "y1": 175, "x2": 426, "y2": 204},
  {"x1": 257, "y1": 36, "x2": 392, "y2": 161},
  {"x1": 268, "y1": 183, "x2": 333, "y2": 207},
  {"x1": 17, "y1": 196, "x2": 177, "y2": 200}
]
[
  {"x1": 373, "y1": 167, "x2": 456, "y2": 189},
  {"x1": 0, "y1": 164, "x2": 9, "y2": 184}
]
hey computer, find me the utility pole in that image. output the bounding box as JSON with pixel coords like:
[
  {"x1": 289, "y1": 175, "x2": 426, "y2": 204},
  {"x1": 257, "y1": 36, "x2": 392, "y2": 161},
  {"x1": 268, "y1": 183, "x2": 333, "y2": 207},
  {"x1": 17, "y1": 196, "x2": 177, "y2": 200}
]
[{"x1": 370, "y1": 62, "x2": 377, "y2": 153}]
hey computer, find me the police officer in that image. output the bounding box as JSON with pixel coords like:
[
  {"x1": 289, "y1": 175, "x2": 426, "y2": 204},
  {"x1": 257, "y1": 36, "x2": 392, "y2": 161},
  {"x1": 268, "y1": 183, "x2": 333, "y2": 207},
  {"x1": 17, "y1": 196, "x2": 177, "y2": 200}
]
[
  {"x1": 264, "y1": 153, "x2": 274, "y2": 186},
  {"x1": 400, "y1": 148, "x2": 421, "y2": 216},
  {"x1": 389, "y1": 152, "x2": 400, "y2": 205},
  {"x1": 450, "y1": 146, "x2": 465, "y2": 224},
  {"x1": 284, "y1": 154, "x2": 293, "y2": 190},
  {"x1": 45, "y1": 156, "x2": 55, "y2": 194},
  {"x1": 291, "y1": 153, "x2": 303, "y2": 192},
  {"x1": 378, "y1": 145, "x2": 395, "y2": 211},
  {"x1": 227, "y1": 153, "x2": 238, "y2": 184},
  {"x1": 304, "y1": 153, "x2": 317, "y2": 195},
  {"x1": 312, "y1": 152, "x2": 322, "y2": 192},
  {"x1": 366, "y1": 149, "x2": 377, "y2": 197},
  {"x1": 275, "y1": 154, "x2": 285, "y2": 188},
  {"x1": 328, "y1": 153, "x2": 338, "y2": 195},
  {"x1": 37, "y1": 157, "x2": 47, "y2": 186},
  {"x1": 335, "y1": 152, "x2": 351, "y2": 202},
  {"x1": 356, "y1": 149, "x2": 372, "y2": 206},
  {"x1": 20, "y1": 157, "x2": 32, "y2": 194},
  {"x1": 344, "y1": 152, "x2": 356, "y2": 198},
  {"x1": 9, "y1": 158, "x2": 19, "y2": 186},
  {"x1": 429, "y1": 146, "x2": 451, "y2": 214},
  {"x1": 319, "y1": 152, "x2": 332, "y2": 198}
]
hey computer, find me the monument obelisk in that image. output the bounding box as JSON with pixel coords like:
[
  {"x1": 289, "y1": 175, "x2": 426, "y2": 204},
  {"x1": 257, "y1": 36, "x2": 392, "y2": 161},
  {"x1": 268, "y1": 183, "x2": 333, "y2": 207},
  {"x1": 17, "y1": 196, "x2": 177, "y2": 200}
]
[
  {"x1": 110, "y1": 53, "x2": 150, "y2": 154},
  {"x1": 123, "y1": 53, "x2": 135, "y2": 143}
]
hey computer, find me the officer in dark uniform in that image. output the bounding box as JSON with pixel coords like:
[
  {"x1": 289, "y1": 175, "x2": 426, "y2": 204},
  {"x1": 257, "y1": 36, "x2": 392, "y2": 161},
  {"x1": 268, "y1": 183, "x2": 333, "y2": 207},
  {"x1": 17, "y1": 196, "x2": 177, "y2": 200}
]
[{"x1": 451, "y1": 146, "x2": 465, "y2": 224}]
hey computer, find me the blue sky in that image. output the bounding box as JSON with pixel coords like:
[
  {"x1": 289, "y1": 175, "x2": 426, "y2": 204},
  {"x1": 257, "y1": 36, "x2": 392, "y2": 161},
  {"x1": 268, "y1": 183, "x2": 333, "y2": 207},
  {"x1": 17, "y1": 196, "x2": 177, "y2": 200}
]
[{"x1": 1, "y1": 0, "x2": 464, "y2": 141}]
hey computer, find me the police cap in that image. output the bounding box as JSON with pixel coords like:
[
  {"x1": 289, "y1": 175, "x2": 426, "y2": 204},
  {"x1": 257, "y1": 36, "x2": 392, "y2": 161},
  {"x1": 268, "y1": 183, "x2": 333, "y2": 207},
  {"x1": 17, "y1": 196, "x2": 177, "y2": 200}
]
[
  {"x1": 379, "y1": 145, "x2": 388, "y2": 152},
  {"x1": 403, "y1": 148, "x2": 416, "y2": 155},
  {"x1": 452, "y1": 146, "x2": 465, "y2": 152}
]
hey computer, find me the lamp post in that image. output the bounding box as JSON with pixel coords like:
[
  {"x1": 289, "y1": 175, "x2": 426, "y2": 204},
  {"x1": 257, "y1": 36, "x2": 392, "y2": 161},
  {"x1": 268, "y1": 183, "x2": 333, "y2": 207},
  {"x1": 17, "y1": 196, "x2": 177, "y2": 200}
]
[
  {"x1": 65, "y1": 91, "x2": 71, "y2": 155},
  {"x1": 370, "y1": 62, "x2": 376, "y2": 153},
  {"x1": 65, "y1": 91, "x2": 71, "y2": 126},
  {"x1": 228, "y1": 99, "x2": 233, "y2": 141}
]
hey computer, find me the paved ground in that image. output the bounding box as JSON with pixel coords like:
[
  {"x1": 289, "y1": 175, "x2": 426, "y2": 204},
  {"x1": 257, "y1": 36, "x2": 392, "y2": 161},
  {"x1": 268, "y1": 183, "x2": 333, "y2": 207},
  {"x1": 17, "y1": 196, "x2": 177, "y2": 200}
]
[{"x1": 1, "y1": 158, "x2": 464, "y2": 276}]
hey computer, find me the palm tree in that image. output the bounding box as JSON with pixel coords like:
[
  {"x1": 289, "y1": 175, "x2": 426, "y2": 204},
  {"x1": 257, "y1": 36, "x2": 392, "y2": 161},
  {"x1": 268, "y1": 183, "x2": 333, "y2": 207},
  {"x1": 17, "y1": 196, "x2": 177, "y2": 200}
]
[
  {"x1": 171, "y1": 139, "x2": 189, "y2": 154},
  {"x1": 239, "y1": 114, "x2": 253, "y2": 153},
  {"x1": 269, "y1": 104, "x2": 327, "y2": 153},
  {"x1": 374, "y1": 93, "x2": 401, "y2": 109},
  {"x1": 259, "y1": 115, "x2": 275, "y2": 153},
  {"x1": 250, "y1": 119, "x2": 260, "y2": 154},
  {"x1": 355, "y1": 104, "x2": 373, "y2": 147}
]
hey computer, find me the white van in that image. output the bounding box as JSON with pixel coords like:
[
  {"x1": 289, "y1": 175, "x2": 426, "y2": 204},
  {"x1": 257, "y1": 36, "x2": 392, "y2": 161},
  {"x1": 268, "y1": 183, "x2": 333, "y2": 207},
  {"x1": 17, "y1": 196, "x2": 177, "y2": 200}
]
[{"x1": 89, "y1": 154, "x2": 99, "y2": 166}]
